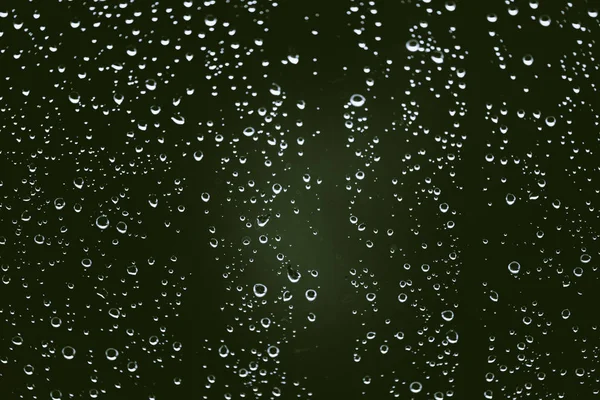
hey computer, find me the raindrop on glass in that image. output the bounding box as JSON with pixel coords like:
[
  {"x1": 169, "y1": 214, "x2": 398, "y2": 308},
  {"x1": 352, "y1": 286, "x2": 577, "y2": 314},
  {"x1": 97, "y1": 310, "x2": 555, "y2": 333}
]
[
  {"x1": 350, "y1": 94, "x2": 366, "y2": 107},
  {"x1": 253, "y1": 283, "x2": 267, "y2": 297},
  {"x1": 508, "y1": 261, "x2": 521, "y2": 274}
]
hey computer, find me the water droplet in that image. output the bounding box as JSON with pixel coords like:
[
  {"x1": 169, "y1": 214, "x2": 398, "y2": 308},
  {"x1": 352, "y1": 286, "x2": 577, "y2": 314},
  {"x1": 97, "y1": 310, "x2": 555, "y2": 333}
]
[
  {"x1": 508, "y1": 261, "x2": 521, "y2": 274},
  {"x1": 441, "y1": 310, "x2": 454, "y2": 321},
  {"x1": 406, "y1": 39, "x2": 419, "y2": 52},
  {"x1": 350, "y1": 94, "x2": 366, "y2": 107},
  {"x1": 267, "y1": 345, "x2": 279, "y2": 358},
  {"x1": 409, "y1": 381, "x2": 423, "y2": 393},
  {"x1": 431, "y1": 51, "x2": 444, "y2": 64},
  {"x1": 127, "y1": 361, "x2": 138, "y2": 372},
  {"x1": 145, "y1": 79, "x2": 157, "y2": 90},
  {"x1": 287, "y1": 265, "x2": 301, "y2": 283},
  {"x1": 260, "y1": 318, "x2": 271, "y2": 328},
  {"x1": 127, "y1": 265, "x2": 138, "y2": 275},
  {"x1": 539, "y1": 14, "x2": 551, "y2": 26},
  {"x1": 552, "y1": 199, "x2": 561, "y2": 209},
  {"x1": 257, "y1": 214, "x2": 270, "y2": 227},
  {"x1": 283, "y1": 291, "x2": 292, "y2": 301},
  {"x1": 68, "y1": 92, "x2": 80, "y2": 104},
  {"x1": 205, "y1": 14, "x2": 217, "y2": 27},
  {"x1": 73, "y1": 177, "x2": 84, "y2": 189},
  {"x1": 171, "y1": 114, "x2": 186, "y2": 125},
  {"x1": 446, "y1": 330, "x2": 459, "y2": 343},
  {"x1": 54, "y1": 198, "x2": 66, "y2": 210},
  {"x1": 116, "y1": 221, "x2": 128, "y2": 234},
  {"x1": 95, "y1": 215, "x2": 109, "y2": 230},
  {"x1": 506, "y1": 193, "x2": 516, "y2": 205},
  {"x1": 253, "y1": 283, "x2": 267, "y2": 297},
  {"x1": 489, "y1": 290, "x2": 499, "y2": 302},
  {"x1": 269, "y1": 83, "x2": 282, "y2": 96},
  {"x1": 61, "y1": 346, "x2": 76, "y2": 360},
  {"x1": 113, "y1": 93, "x2": 124, "y2": 105},
  {"x1": 444, "y1": 1, "x2": 456, "y2": 11},
  {"x1": 105, "y1": 348, "x2": 119, "y2": 361},
  {"x1": 218, "y1": 344, "x2": 230, "y2": 358}
]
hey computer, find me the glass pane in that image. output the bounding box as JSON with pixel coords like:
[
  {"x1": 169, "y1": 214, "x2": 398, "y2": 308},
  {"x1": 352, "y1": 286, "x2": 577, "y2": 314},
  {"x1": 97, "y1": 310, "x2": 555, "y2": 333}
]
[{"x1": 1, "y1": 1, "x2": 598, "y2": 399}]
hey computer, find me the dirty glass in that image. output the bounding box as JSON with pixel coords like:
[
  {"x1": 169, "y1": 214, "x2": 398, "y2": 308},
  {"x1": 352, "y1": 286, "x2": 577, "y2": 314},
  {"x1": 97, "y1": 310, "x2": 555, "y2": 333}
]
[{"x1": 1, "y1": 0, "x2": 599, "y2": 399}]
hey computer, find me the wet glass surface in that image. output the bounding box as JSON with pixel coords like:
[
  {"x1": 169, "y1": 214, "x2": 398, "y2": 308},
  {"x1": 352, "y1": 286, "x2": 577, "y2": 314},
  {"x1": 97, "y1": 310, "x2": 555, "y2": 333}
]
[{"x1": 0, "y1": 1, "x2": 599, "y2": 399}]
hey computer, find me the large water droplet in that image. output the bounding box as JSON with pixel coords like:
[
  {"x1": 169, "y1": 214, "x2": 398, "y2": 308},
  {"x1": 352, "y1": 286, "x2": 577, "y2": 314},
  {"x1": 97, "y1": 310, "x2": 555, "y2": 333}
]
[
  {"x1": 267, "y1": 345, "x2": 280, "y2": 358},
  {"x1": 95, "y1": 215, "x2": 109, "y2": 229},
  {"x1": 218, "y1": 344, "x2": 230, "y2": 358},
  {"x1": 253, "y1": 283, "x2": 267, "y2": 297},
  {"x1": 105, "y1": 348, "x2": 119, "y2": 361},
  {"x1": 350, "y1": 94, "x2": 366, "y2": 107},
  {"x1": 446, "y1": 330, "x2": 459, "y2": 343},
  {"x1": 539, "y1": 14, "x2": 551, "y2": 26},
  {"x1": 205, "y1": 14, "x2": 217, "y2": 27},
  {"x1": 441, "y1": 310, "x2": 454, "y2": 321},
  {"x1": 68, "y1": 92, "x2": 80, "y2": 104},
  {"x1": 506, "y1": 193, "x2": 516, "y2": 205},
  {"x1": 431, "y1": 51, "x2": 444, "y2": 64},
  {"x1": 305, "y1": 289, "x2": 317, "y2": 302},
  {"x1": 61, "y1": 346, "x2": 76, "y2": 360},
  {"x1": 409, "y1": 381, "x2": 423, "y2": 393},
  {"x1": 508, "y1": 261, "x2": 521, "y2": 274},
  {"x1": 406, "y1": 39, "x2": 419, "y2": 52}
]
